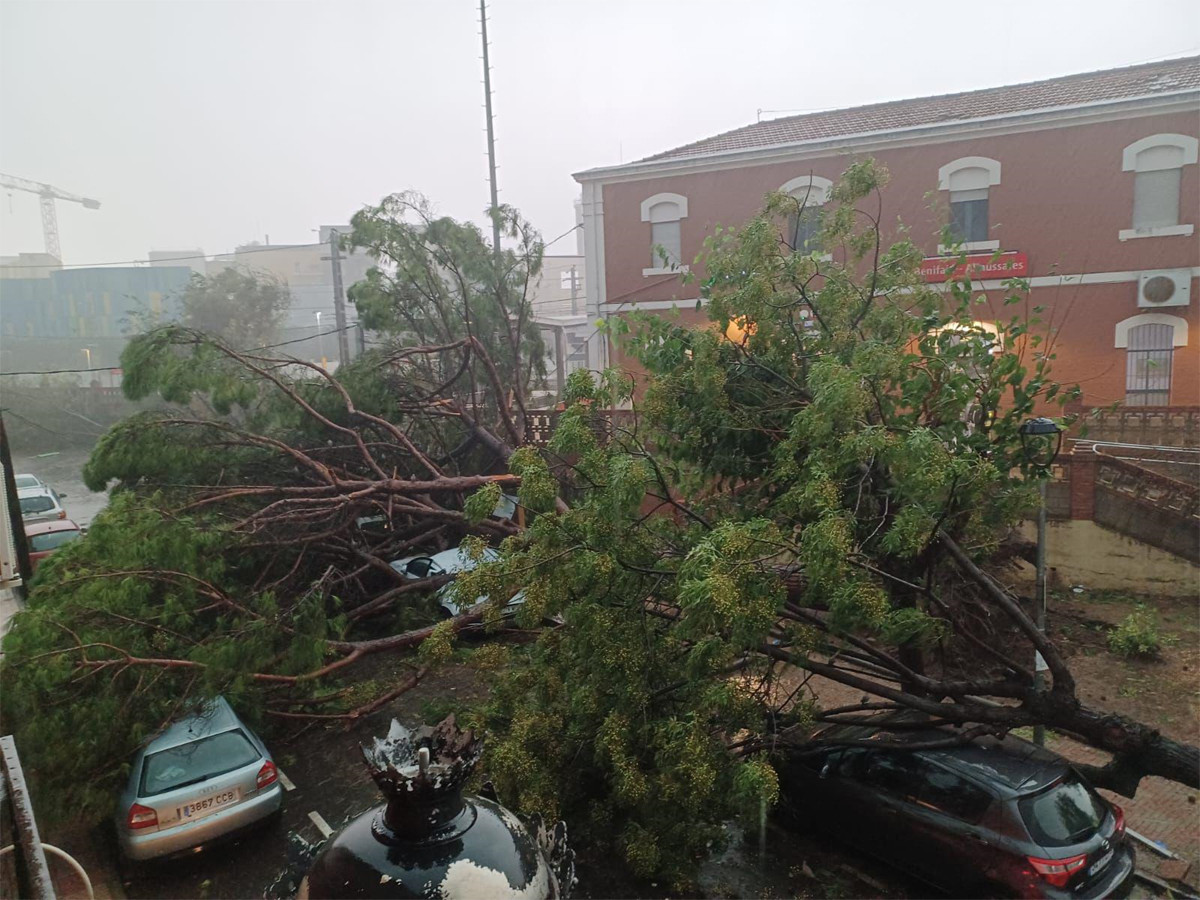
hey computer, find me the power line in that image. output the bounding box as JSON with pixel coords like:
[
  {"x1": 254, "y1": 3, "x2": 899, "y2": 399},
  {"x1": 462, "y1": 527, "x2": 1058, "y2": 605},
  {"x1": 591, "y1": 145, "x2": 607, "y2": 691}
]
[
  {"x1": 0, "y1": 242, "x2": 327, "y2": 271},
  {"x1": 1, "y1": 222, "x2": 582, "y2": 272},
  {"x1": 0, "y1": 324, "x2": 360, "y2": 377}
]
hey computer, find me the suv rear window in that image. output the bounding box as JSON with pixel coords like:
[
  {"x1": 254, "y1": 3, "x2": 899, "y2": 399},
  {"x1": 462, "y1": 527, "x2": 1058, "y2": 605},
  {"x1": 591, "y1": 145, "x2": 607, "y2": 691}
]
[
  {"x1": 1019, "y1": 774, "x2": 1106, "y2": 847},
  {"x1": 28, "y1": 528, "x2": 81, "y2": 552},
  {"x1": 139, "y1": 730, "x2": 259, "y2": 796},
  {"x1": 20, "y1": 495, "x2": 55, "y2": 515}
]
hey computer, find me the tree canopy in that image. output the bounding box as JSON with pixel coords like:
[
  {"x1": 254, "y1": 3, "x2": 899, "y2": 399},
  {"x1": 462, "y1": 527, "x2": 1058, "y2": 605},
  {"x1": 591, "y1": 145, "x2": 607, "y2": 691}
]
[
  {"x1": 178, "y1": 268, "x2": 291, "y2": 346},
  {"x1": 468, "y1": 160, "x2": 1198, "y2": 885}
]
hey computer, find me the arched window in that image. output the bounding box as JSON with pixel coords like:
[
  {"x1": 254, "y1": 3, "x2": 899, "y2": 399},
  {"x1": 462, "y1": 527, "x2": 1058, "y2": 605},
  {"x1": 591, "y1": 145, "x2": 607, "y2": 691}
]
[
  {"x1": 640, "y1": 192, "x2": 688, "y2": 274},
  {"x1": 1116, "y1": 313, "x2": 1188, "y2": 406},
  {"x1": 779, "y1": 176, "x2": 832, "y2": 252},
  {"x1": 937, "y1": 157, "x2": 1001, "y2": 250},
  {"x1": 1120, "y1": 134, "x2": 1198, "y2": 239}
]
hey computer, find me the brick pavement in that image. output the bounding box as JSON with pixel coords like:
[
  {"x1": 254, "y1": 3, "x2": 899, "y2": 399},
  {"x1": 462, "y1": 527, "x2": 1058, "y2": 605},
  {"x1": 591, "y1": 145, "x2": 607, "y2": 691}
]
[{"x1": 1047, "y1": 736, "x2": 1200, "y2": 889}]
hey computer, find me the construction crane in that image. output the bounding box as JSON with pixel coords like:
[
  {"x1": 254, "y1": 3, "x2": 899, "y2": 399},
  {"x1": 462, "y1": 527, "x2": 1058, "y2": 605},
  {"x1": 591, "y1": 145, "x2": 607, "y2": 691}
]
[{"x1": 0, "y1": 173, "x2": 100, "y2": 261}]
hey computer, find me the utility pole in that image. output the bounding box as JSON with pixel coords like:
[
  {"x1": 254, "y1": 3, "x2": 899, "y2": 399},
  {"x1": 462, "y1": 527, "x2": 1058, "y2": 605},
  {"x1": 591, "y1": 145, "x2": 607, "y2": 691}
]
[
  {"x1": 480, "y1": 0, "x2": 502, "y2": 269},
  {"x1": 0, "y1": 414, "x2": 33, "y2": 596},
  {"x1": 328, "y1": 229, "x2": 350, "y2": 367}
]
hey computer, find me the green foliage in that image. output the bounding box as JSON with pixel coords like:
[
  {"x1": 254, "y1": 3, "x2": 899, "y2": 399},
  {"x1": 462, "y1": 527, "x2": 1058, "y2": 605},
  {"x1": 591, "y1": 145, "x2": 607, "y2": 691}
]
[
  {"x1": 345, "y1": 192, "x2": 547, "y2": 400},
  {"x1": 464, "y1": 481, "x2": 503, "y2": 523},
  {"x1": 1108, "y1": 605, "x2": 1162, "y2": 659},
  {"x1": 178, "y1": 269, "x2": 290, "y2": 347},
  {"x1": 483, "y1": 159, "x2": 1075, "y2": 886},
  {"x1": 0, "y1": 494, "x2": 332, "y2": 821}
]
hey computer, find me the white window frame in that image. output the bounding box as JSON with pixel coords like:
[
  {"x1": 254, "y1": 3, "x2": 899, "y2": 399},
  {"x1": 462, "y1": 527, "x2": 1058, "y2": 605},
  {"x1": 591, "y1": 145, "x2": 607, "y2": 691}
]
[
  {"x1": 779, "y1": 175, "x2": 833, "y2": 205},
  {"x1": 1119, "y1": 134, "x2": 1197, "y2": 241},
  {"x1": 937, "y1": 157, "x2": 1001, "y2": 253},
  {"x1": 640, "y1": 192, "x2": 689, "y2": 276},
  {"x1": 1113, "y1": 313, "x2": 1189, "y2": 349}
]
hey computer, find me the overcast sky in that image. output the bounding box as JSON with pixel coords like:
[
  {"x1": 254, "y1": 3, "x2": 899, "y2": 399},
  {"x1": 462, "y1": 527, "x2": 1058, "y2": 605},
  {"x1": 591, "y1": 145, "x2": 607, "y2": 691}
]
[{"x1": 1, "y1": 0, "x2": 1197, "y2": 266}]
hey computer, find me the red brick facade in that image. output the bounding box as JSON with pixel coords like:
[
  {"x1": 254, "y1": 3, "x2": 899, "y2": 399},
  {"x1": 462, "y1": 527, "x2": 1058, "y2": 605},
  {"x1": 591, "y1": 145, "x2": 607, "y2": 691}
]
[{"x1": 576, "y1": 58, "x2": 1199, "y2": 411}]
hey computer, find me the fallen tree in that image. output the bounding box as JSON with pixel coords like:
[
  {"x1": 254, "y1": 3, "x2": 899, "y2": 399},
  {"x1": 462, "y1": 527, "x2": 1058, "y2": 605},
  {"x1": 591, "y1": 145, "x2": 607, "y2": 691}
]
[
  {"x1": 473, "y1": 160, "x2": 1199, "y2": 887},
  {"x1": 0, "y1": 196, "x2": 553, "y2": 820}
]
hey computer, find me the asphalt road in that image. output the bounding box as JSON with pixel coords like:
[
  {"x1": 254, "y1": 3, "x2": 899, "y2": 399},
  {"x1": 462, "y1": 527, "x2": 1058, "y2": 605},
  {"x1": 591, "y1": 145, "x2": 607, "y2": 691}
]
[{"x1": 15, "y1": 446, "x2": 108, "y2": 527}]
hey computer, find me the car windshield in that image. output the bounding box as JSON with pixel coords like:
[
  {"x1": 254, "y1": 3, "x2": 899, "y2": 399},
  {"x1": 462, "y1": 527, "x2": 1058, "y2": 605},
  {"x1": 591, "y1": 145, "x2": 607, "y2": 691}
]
[
  {"x1": 19, "y1": 495, "x2": 55, "y2": 515},
  {"x1": 28, "y1": 529, "x2": 80, "y2": 552},
  {"x1": 139, "y1": 730, "x2": 259, "y2": 796},
  {"x1": 1019, "y1": 773, "x2": 1106, "y2": 847},
  {"x1": 15, "y1": 475, "x2": 40, "y2": 489}
]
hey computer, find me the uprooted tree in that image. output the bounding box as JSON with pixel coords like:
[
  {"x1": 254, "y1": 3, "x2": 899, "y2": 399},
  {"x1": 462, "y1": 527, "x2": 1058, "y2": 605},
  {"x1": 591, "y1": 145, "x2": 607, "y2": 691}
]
[
  {"x1": 1, "y1": 166, "x2": 1194, "y2": 885},
  {"x1": 0, "y1": 195, "x2": 551, "y2": 819}
]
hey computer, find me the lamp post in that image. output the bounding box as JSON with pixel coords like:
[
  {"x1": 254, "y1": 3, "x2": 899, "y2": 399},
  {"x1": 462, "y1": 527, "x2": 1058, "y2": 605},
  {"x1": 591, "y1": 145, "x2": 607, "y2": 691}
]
[
  {"x1": 81, "y1": 347, "x2": 91, "y2": 369},
  {"x1": 1018, "y1": 416, "x2": 1064, "y2": 747},
  {"x1": 315, "y1": 311, "x2": 324, "y2": 365}
]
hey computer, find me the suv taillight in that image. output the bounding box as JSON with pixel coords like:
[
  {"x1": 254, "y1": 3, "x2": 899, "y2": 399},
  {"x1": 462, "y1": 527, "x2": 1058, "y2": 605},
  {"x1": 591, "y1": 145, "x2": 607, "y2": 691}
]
[
  {"x1": 127, "y1": 803, "x2": 158, "y2": 830},
  {"x1": 1111, "y1": 802, "x2": 1126, "y2": 835},
  {"x1": 256, "y1": 760, "x2": 278, "y2": 790},
  {"x1": 1027, "y1": 853, "x2": 1088, "y2": 888}
]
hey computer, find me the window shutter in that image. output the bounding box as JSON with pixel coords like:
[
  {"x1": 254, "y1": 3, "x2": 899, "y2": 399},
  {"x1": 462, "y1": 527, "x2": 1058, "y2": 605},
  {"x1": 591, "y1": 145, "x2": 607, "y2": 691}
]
[
  {"x1": 1133, "y1": 169, "x2": 1182, "y2": 229},
  {"x1": 651, "y1": 220, "x2": 682, "y2": 268}
]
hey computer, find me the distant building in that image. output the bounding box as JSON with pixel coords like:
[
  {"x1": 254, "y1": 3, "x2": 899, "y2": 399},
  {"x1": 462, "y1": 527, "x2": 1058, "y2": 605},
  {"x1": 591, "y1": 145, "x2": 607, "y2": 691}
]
[
  {"x1": 0, "y1": 253, "x2": 61, "y2": 280},
  {"x1": 210, "y1": 230, "x2": 372, "y2": 331},
  {"x1": 529, "y1": 254, "x2": 590, "y2": 393},
  {"x1": 0, "y1": 265, "x2": 192, "y2": 375},
  {"x1": 531, "y1": 255, "x2": 585, "y2": 318},
  {"x1": 148, "y1": 249, "x2": 206, "y2": 276}
]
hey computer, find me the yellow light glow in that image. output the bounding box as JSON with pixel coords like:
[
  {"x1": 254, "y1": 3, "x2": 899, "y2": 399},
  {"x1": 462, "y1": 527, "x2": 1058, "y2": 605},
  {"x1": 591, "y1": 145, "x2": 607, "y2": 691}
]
[{"x1": 725, "y1": 317, "x2": 756, "y2": 344}]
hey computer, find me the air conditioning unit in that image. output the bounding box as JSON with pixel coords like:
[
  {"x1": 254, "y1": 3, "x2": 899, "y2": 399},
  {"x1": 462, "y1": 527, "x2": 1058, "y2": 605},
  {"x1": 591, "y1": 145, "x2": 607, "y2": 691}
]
[{"x1": 1137, "y1": 269, "x2": 1191, "y2": 308}]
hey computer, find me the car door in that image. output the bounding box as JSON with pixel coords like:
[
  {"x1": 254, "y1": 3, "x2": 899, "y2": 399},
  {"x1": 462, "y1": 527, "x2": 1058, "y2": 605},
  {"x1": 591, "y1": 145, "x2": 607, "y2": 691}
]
[
  {"x1": 903, "y1": 760, "x2": 997, "y2": 892},
  {"x1": 849, "y1": 749, "x2": 931, "y2": 870}
]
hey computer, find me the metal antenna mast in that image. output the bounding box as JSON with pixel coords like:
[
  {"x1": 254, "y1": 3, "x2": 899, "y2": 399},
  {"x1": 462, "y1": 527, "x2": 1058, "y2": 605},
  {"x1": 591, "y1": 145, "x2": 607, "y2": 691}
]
[{"x1": 480, "y1": 0, "x2": 502, "y2": 267}]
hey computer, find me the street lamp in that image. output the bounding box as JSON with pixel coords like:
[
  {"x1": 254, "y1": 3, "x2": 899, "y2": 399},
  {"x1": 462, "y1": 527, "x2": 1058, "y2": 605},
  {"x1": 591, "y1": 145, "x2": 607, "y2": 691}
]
[
  {"x1": 1018, "y1": 416, "x2": 1064, "y2": 746},
  {"x1": 315, "y1": 311, "x2": 324, "y2": 365},
  {"x1": 81, "y1": 347, "x2": 92, "y2": 369}
]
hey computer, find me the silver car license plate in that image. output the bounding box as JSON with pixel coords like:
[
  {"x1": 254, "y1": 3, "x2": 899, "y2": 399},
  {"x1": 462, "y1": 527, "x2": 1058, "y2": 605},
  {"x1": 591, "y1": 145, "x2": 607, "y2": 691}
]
[
  {"x1": 177, "y1": 788, "x2": 240, "y2": 821},
  {"x1": 1088, "y1": 848, "x2": 1114, "y2": 877}
]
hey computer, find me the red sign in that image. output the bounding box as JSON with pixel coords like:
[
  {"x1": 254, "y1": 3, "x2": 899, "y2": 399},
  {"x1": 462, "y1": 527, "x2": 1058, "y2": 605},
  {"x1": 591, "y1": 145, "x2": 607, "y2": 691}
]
[{"x1": 919, "y1": 250, "x2": 1028, "y2": 283}]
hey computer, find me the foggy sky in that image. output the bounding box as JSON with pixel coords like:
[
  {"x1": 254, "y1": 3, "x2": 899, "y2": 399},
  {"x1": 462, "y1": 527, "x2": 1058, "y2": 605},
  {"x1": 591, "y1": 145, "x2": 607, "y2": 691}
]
[{"x1": 1, "y1": 0, "x2": 1197, "y2": 267}]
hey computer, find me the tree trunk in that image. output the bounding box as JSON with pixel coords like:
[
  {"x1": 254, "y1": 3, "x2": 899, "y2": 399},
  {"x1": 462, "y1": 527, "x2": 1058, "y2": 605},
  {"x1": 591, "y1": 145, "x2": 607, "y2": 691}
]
[{"x1": 1031, "y1": 693, "x2": 1200, "y2": 795}]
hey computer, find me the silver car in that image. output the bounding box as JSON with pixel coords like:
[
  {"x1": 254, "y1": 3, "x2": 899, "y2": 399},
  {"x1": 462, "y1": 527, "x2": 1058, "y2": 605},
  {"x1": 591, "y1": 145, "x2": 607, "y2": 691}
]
[
  {"x1": 390, "y1": 546, "x2": 526, "y2": 618},
  {"x1": 115, "y1": 697, "x2": 283, "y2": 861},
  {"x1": 17, "y1": 486, "x2": 67, "y2": 524}
]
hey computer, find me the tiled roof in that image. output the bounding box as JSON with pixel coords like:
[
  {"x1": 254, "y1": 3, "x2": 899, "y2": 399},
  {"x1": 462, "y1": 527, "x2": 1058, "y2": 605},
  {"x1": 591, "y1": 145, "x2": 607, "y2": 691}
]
[{"x1": 641, "y1": 55, "x2": 1200, "y2": 164}]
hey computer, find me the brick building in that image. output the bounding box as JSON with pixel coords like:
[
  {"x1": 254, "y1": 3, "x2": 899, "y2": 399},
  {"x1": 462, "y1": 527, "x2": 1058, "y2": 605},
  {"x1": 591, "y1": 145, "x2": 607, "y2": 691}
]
[{"x1": 574, "y1": 56, "x2": 1199, "y2": 412}]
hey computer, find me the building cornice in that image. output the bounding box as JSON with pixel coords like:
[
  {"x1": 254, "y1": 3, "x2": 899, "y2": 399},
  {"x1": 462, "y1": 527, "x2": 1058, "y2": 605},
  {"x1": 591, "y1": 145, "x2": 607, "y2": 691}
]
[{"x1": 574, "y1": 92, "x2": 1200, "y2": 185}]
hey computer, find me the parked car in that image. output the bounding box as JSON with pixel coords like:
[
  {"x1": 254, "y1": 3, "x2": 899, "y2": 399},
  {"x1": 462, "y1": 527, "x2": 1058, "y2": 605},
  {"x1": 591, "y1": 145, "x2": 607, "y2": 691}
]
[
  {"x1": 17, "y1": 486, "x2": 67, "y2": 523},
  {"x1": 25, "y1": 519, "x2": 83, "y2": 573},
  {"x1": 390, "y1": 545, "x2": 525, "y2": 618},
  {"x1": 779, "y1": 716, "x2": 1134, "y2": 899},
  {"x1": 14, "y1": 473, "x2": 44, "y2": 490},
  {"x1": 115, "y1": 697, "x2": 282, "y2": 862}
]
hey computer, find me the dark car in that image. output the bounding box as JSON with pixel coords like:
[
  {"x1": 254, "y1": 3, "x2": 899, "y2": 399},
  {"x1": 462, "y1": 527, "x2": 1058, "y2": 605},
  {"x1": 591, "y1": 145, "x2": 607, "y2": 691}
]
[{"x1": 779, "y1": 718, "x2": 1134, "y2": 899}]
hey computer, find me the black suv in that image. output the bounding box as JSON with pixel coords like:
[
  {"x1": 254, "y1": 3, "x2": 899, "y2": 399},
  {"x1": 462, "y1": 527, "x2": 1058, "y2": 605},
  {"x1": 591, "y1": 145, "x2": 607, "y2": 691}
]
[{"x1": 779, "y1": 720, "x2": 1135, "y2": 898}]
